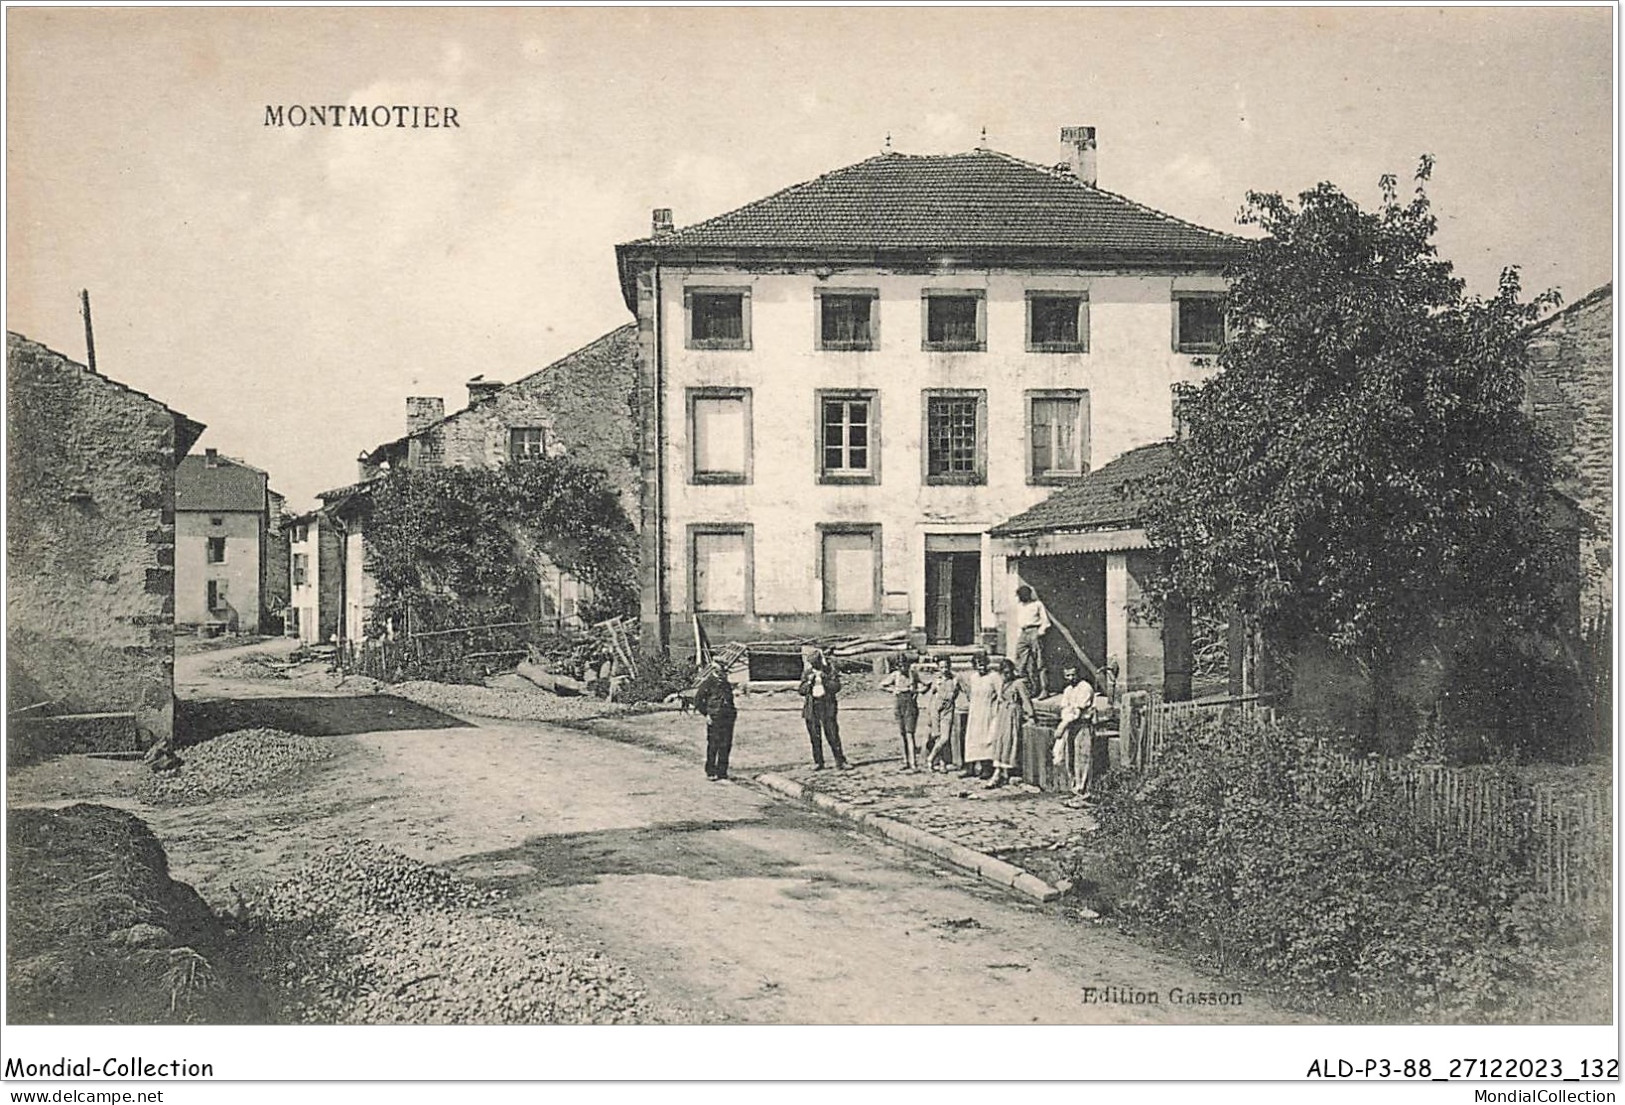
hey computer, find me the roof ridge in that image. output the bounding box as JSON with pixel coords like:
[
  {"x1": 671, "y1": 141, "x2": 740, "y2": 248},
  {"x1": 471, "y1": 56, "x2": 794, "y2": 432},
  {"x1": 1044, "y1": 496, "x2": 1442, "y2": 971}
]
[{"x1": 1525, "y1": 281, "x2": 1612, "y2": 334}]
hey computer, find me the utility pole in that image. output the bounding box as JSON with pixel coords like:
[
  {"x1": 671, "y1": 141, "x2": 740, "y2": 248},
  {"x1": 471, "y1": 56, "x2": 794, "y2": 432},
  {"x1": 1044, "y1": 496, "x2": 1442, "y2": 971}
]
[{"x1": 79, "y1": 289, "x2": 97, "y2": 372}]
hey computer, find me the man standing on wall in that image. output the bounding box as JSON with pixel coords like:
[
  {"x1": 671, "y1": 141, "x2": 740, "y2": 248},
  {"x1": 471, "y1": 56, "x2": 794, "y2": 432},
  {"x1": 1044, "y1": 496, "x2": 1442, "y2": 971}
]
[{"x1": 1011, "y1": 584, "x2": 1052, "y2": 697}]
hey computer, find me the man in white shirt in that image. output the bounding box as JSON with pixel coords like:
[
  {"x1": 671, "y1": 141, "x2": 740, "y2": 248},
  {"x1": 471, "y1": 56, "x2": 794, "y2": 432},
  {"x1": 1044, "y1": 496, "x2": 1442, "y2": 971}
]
[
  {"x1": 1053, "y1": 664, "x2": 1095, "y2": 795},
  {"x1": 1011, "y1": 584, "x2": 1052, "y2": 697}
]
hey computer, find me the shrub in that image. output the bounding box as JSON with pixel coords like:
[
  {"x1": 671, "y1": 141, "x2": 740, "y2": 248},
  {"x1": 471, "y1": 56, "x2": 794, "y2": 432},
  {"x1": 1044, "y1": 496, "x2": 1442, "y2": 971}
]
[
  {"x1": 1085, "y1": 713, "x2": 1605, "y2": 1020},
  {"x1": 617, "y1": 652, "x2": 697, "y2": 705}
]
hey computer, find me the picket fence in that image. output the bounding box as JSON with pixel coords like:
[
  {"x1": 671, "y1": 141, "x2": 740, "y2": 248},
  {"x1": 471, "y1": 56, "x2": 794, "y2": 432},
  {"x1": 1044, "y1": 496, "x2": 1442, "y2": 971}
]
[{"x1": 1129, "y1": 697, "x2": 1612, "y2": 907}]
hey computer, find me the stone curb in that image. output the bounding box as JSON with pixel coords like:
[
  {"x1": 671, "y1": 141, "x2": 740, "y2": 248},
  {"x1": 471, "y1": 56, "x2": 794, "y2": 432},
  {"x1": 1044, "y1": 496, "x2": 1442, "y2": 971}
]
[{"x1": 752, "y1": 771, "x2": 1062, "y2": 904}]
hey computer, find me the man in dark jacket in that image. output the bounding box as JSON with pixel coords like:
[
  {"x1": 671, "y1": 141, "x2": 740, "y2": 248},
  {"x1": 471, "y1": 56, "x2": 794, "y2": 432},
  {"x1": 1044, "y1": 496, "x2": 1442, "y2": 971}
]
[
  {"x1": 798, "y1": 649, "x2": 850, "y2": 770},
  {"x1": 695, "y1": 643, "x2": 747, "y2": 781}
]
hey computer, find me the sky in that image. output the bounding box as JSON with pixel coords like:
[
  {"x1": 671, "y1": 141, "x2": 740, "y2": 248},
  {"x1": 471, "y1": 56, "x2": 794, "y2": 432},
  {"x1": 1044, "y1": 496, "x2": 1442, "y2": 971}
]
[{"x1": 6, "y1": 6, "x2": 1614, "y2": 510}]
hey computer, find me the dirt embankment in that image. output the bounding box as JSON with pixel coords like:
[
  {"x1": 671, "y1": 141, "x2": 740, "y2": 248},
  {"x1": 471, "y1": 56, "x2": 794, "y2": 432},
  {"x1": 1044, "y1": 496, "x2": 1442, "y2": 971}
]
[
  {"x1": 9, "y1": 728, "x2": 677, "y2": 1025},
  {"x1": 7, "y1": 803, "x2": 265, "y2": 1024}
]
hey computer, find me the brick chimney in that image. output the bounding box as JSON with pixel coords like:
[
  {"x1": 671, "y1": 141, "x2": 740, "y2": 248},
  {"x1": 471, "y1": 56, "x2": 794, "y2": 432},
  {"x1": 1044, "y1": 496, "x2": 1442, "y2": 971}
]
[
  {"x1": 204, "y1": 447, "x2": 220, "y2": 467},
  {"x1": 1061, "y1": 126, "x2": 1097, "y2": 186},
  {"x1": 466, "y1": 376, "x2": 503, "y2": 406},
  {"x1": 406, "y1": 396, "x2": 445, "y2": 434},
  {"x1": 651, "y1": 208, "x2": 674, "y2": 238}
]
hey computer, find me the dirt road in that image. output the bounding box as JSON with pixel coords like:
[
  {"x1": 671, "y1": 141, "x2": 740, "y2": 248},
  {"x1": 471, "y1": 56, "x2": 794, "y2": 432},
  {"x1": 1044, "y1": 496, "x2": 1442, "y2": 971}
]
[{"x1": 14, "y1": 642, "x2": 1301, "y2": 1024}]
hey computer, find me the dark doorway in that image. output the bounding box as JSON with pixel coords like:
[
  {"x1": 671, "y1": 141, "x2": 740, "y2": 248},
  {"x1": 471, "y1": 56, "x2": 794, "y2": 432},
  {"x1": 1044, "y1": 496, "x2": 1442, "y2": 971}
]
[{"x1": 925, "y1": 551, "x2": 980, "y2": 645}]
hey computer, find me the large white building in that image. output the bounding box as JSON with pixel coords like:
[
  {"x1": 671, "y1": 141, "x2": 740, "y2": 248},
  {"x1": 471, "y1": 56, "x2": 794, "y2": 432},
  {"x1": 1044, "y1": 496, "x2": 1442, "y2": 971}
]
[{"x1": 615, "y1": 129, "x2": 1241, "y2": 662}]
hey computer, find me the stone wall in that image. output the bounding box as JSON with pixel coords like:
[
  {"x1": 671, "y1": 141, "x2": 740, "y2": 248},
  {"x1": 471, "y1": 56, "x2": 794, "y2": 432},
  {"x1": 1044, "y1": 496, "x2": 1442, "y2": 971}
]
[
  {"x1": 6, "y1": 333, "x2": 182, "y2": 743},
  {"x1": 425, "y1": 324, "x2": 640, "y2": 512},
  {"x1": 1525, "y1": 284, "x2": 1612, "y2": 627}
]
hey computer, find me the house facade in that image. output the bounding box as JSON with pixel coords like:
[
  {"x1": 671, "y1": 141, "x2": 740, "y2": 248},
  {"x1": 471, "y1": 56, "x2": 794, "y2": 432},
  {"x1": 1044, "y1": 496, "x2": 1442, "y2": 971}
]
[
  {"x1": 284, "y1": 509, "x2": 343, "y2": 645},
  {"x1": 615, "y1": 131, "x2": 1241, "y2": 657},
  {"x1": 175, "y1": 450, "x2": 274, "y2": 634},
  {"x1": 6, "y1": 332, "x2": 203, "y2": 748},
  {"x1": 327, "y1": 324, "x2": 640, "y2": 641}
]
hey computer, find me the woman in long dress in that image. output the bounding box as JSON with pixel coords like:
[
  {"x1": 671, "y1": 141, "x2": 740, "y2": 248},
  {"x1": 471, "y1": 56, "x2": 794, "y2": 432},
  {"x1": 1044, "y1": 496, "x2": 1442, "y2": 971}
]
[
  {"x1": 989, "y1": 657, "x2": 1036, "y2": 789},
  {"x1": 960, "y1": 653, "x2": 1000, "y2": 780}
]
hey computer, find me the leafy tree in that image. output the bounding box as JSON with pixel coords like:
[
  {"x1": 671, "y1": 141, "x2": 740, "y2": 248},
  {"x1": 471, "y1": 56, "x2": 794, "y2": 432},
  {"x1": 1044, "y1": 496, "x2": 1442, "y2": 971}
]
[
  {"x1": 362, "y1": 455, "x2": 637, "y2": 635},
  {"x1": 1145, "y1": 159, "x2": 1572, "y2": 751}
]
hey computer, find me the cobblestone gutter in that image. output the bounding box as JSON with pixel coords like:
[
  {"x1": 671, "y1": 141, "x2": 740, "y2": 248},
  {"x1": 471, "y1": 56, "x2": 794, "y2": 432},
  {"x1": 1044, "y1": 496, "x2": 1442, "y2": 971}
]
[{"x1": 753, "y1": 763, "x2": 1097, "y2": 903}]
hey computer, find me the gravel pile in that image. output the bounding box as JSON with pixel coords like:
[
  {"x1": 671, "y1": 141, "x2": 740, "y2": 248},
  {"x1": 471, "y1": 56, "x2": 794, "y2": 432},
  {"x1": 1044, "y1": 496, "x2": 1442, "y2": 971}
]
[
  {"x1": 388, "y1": 680, "x2": 631, "y2": 723},
  {"x1": 209, "y1": 654, "x2": 289, "y2": 681},
  {"x1": 140, "y1": 729, "x2": 346, "y2": 806},
  {"x1": 250, "y1": 844, "x2": 664, "y2": 1024}
]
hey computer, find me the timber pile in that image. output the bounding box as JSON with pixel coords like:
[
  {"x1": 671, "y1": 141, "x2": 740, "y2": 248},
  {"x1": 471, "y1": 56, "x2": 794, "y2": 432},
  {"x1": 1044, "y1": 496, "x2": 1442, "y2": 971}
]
[{"x1": 744, "y1": 629, "x2": 914, "y2": 672}]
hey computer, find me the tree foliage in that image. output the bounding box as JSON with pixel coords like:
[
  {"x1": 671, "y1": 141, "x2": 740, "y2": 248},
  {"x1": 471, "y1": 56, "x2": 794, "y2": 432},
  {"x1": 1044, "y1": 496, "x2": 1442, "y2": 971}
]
[
  {"x1": 1146, "y1": 161, "x2": 1572, "y2": 747},
  {"x1": 361, "y1": 456, "x2": 637, "y2": 634}
]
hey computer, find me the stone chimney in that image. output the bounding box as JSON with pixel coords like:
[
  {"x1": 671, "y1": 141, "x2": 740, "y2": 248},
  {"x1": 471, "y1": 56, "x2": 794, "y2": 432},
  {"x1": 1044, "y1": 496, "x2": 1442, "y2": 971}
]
[
  {"x1": 406, "y1": 396, "x2": 445, "y2": 434},
  {"x1": 1061, "y1": 126, "x2": 1097, "y2": 186},
  {"x1": 651, "y1": 208, "x2": 674, "y2": 238},
  {"x1": 466, "y1": 376, "x2": 503, "y2": 406},
  {"x1": 204, "y1": 447, "x2": 220, "y2": 467}
]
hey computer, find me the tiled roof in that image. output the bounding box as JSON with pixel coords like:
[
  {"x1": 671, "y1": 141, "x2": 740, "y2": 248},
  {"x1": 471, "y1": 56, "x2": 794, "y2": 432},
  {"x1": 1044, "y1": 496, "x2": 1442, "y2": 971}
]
[
  {"x1": 990, "y1": 442, "x2": 1174, "y2": 537},
  {"x1": 620, "y1": 149, "x2": 1241, "y2": 257},
  {"x1": 176, "y1": 454, "x2": 268, "y2": 513}
]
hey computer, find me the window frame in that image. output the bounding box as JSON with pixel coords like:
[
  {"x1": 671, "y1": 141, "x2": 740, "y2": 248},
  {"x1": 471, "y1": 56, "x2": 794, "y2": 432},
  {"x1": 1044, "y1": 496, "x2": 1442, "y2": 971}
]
[
  {"x1": 920, "y1": 288, "x2": 987, "y2": 353},
  {"x1": 292, "y1": 552, "x2": 309, "y2": 587},
  {"x1": 685, "y1": 387, "x2": 753, "y2": 486},
  {"x1": 817, "y1": 522, "x2": 883, "y2": 615},
  {"x1": 921, "y1": 388, "x2": 989, "y2": 486},
  {"x1": 1025, "y1": 389, "x2": 1092, "y2": 485},
  {"x1": 687, "y1": 523, "x2": 755, "y2": 616},
  {"x1": 815, "y1": 389, "x2": 880, "y2": 486},
  {"x1": 814, "y1": 287, "x2": 880, "y2": 352},
  {"x1": 684, "y1": 286, "x2": 752, "y2": 351},
  {"x1": 1173, "y1": 291, "x2": 1227, "y2": 354},
  {"x1": 206, "y1": 536, "x2": 227, "y2": 564},
  {"x1": 508, "y1": 426, "x2": 547, "y2": 462},
  {"x1": 207, "y1": 579, "x2": 229, "y2": 611},
  {"x1": 1025, "y1": 291, "x2": 1090, "y2": 353}
]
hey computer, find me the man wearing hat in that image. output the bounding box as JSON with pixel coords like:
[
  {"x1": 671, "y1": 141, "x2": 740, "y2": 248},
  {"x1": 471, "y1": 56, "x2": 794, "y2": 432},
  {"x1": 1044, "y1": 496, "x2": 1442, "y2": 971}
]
[{"x1": 695, "y1": 643, "x2": 748, "y2": 781}]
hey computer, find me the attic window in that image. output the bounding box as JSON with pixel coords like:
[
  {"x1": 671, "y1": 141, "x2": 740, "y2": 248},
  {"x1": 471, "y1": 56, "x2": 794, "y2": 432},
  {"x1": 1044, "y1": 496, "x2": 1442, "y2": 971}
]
[
  {"x1": 686, "y1": 288, "x2": 750, "y2": 350},
  {"x1": 1027, "y1": 293, "x2": 1089, "y2": 353},
  {"x1": 923, "y1": 291, "x2": 985, "y2": 352},
  {"x1": 817, "y1": 290, "x2": 878, "y2": 351},
  {"x1": 1174, "y1": 293, "x2": 1226, "y2": 353},
  {"x1": 509, "y1": 427, "x2": 546, "y2": 462}
]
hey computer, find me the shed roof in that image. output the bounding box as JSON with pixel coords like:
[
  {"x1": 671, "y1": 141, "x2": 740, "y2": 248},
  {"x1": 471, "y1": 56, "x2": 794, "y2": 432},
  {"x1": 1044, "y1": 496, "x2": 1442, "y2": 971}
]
[{"x1": 990, "y1": 441, "x2": 1174, "y2": 537}]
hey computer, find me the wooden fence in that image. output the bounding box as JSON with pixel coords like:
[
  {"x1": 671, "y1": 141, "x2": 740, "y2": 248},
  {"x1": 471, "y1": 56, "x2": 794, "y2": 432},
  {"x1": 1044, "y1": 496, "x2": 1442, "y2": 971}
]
[
  {"x1": 1127, "y1": 693, "x2": 1273, "y2": 771},
  {"x1": 1129, "y1": 697, "x2": 1613, "y2": 907}
]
